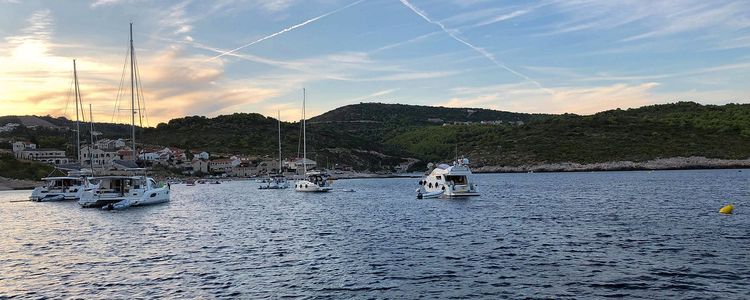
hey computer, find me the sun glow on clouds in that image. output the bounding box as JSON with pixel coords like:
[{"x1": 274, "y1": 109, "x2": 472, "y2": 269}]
[
  {"x1": 444, "y1": 82, "x2": 661, "y2": 115},
  {"x1": 1, "y1": 7, "x2": 282, "y2": 125},
  {"x1": 1, "y1": 0, "x2": 749, "y2": 125}
]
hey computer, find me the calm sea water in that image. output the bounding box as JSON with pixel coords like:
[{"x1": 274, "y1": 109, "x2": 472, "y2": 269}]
[{"x1": 1, "y1": 170, "x2": 749, "y2": 299}]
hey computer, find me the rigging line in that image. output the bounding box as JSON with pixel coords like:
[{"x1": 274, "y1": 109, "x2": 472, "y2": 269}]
[
  {"x1": 297, "y1": 107, "x2": 303, "y2": 159},
  {"x1": 132, "y1": 48, "x2": 143, "y2": 128},
  {"x1": 76, "y1": 68, "x2": 86, "y2": 124},
  {"x1": 133, "y1": 48, "x2": 150, "y2": 127},
  {"x1": 63, "y1": 75, "x2": 74, "y2": 118},
  {"x1": 112, "y1": 42, "x2": 130, "y2": 123}
]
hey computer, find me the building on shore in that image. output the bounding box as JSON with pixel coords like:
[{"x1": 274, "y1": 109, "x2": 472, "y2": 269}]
[
  {"x1": 80, "y1": 144, "x2": 121, "y2": 169},
  {"x1": 285, "y1": 158, "x2": 317, "y2": 173},
  {"x1": 11, "y1": 141, "x2": 69, "y2": 165}
]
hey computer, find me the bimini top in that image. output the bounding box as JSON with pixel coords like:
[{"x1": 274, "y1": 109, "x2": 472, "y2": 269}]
[
  {"x1": 428, "y1": 159, "x2": 473, "y2": 176},
  {"x1": 41, "y1": 176, "x2": 85, "y2": 181},
  {"x1": 89, "y1": 176, "x2": 148, "y2": 180}
]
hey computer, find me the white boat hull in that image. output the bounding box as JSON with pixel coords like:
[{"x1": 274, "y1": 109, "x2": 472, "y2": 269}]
[
  {"x1": 79, "y1": 187, "x2": 170, "y2": 208},
  {"x1": 30, "y1": 186, "x2": 84, "y2": 201},
  {"x1": 294, "y1": 180, "x2": 332, "y2": 192}
]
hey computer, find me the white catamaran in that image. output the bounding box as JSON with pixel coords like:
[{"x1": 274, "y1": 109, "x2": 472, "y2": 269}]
[
  {"x1": 294, "y1": 89, "x2": 332, "y2": 192},
  {"x1": 78, "y1": 23, "x2": 170, "y2": 209},
  {"x1": 30, "y1": 60, "x2": 93, "y2": 202}
]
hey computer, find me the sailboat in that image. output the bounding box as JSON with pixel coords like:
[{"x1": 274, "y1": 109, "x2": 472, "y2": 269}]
[
  {"x1": 294, "y1": 89, "x2": 332, "y2": 192},
  {"x1": 78, "y1": 23, "x2": 170, "y2": 209},
  {"x1": 260, "y1": 110, "x2": 290, "y2": 189},
  {"x1": 30, "y1": 59, "x2": 92, "y2": 201}
]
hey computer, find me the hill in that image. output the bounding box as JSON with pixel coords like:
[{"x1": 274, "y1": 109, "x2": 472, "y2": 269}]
[
  {"x1": 2, "y1": 101, "x2": 750, "y2": 172},
  {"x1": 385, "y1": 102, "x2": 750, "y2": 166},
  {"x1": 310, "y1": 102, "x2": 550, "y2": 125}
]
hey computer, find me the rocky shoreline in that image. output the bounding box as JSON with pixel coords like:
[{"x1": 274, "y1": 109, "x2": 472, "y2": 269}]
[
  {"x1": 0, "y1": 177, "x2": 40, "y2": 191},
  {"x1": 474, "y1": 156, "x2": 750, "y2": 173}
]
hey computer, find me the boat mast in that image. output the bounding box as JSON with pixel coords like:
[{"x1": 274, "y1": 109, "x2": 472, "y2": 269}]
[
  {"x1": 129, "y1": 22, "x2": 136, "y2": 162},
  {"x1": 73, "y1": 59, "x2": 81, "y2": 164},
  {"x1": 89, "y1": 103, "x2": 94, "y2": 172},
  {"x1": 302, "y1": 88, "x2": 306, "y2": 174},
  {"x1": 278, "y1": 110, "x2": 282, "y2": 173}
]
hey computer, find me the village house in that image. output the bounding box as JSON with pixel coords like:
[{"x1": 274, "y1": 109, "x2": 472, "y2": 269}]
[
  {"x1": 95, "y1": 138, "x2": 127, "y2": 150},
  {"x1": 190, "y1": 158, "x2": 209, "y2": 174},
  {"x1": 11, "y1": 141, "x2": 69, "y2": 165},
  {"x1": 209, "y1": 158, "x2": 234, "y2": 174},
  {"x1": 229, "y1": 161, "x2": 256, "y2": 177},
  {"x1": 194, "y1": 151, "x2": 210, "y2": 160},
  {"x1": 284, "y1": 158, "x2": 317, "y2": 173},
  {"x1": 80, "y1": 144, "x2": 121, "y2": 168}
]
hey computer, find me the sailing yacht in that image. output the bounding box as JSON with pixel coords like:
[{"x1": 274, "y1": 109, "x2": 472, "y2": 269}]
[
  {"x1": 30, "y1": 60, "x2": 92, "y2": 201},
  {"x1": 78, "y1": 23, "x2": 170, "y2": 209},
  {"x1": 260, "y1": 111, "x2": 290, "y2": 190},
  {"x1": 294, "y1": 89, "x2": 332, "y2": 192}
]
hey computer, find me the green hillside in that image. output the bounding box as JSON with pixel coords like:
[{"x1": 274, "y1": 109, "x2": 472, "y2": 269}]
[
  {"x1": 2, "y1": 102, "x2": 750, "y2": 172},
  {"x1": 386, "y1": 102, "x2": 750, "y2": 166}
]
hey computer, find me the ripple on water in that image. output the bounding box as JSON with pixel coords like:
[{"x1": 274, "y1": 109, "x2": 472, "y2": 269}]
[{"x1": 1, "y1": 171, "x2": 750, "y2": 298}]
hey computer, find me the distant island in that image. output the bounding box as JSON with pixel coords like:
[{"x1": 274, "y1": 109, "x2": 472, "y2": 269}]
[{"x1": 2, "y1": 101, "x2": 750, "y2": 184}]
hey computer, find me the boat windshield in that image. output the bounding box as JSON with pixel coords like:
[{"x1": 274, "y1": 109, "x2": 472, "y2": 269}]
[
  {"x1": 445, "y1": 175, "x2": 467, "y2": 185},
  {"x1": 307, "y1": 175, "x2": 329, "y2": 186}
]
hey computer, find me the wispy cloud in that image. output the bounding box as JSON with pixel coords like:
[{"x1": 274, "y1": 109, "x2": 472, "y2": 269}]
[
  {"x1": 159, "y1": 1, "x2": 194, "y2": 35},
  {"x1": 444, "y1": 82, "x2": 661, "y2": 114},
  {"x1": 208, "y1": 0, "x2": 365, "y2": 61},
  {"x1": 398, "y1": 0, "x2": 552, "y2": 95}
]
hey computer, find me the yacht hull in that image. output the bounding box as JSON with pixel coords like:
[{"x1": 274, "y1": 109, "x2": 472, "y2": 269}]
[{"x1": 294, "y1": 180, "x2": 332, "y2": 192}]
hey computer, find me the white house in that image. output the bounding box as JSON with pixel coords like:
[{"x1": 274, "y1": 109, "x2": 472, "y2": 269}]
[
  {"x1": 80, "y1": 144, "x2": 120, "y2": 168},
  {"x1": 191, "y1": 158, "x2": 209, "y2": 174},
  {"x1": 18, "y1": 148, "x2": 69, "y2": 165},
  {"x1": 12, "y1": 141, "x2": 36, "y2": 157},
  {"x1": 196, "y1": 151, "x2": 210, "y2": 160},
  {"x1": 285, "y1": 158, "x2": 317, "y2": 172},
  {"x1": 209, "y1": 158, "x2": 234, "y2": 173}
]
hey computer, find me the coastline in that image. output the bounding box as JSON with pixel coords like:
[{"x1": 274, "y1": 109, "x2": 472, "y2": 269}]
[
  {"x1": 473, "y1": 156, "x2": 750, "y2": 173},
  {"x1": 0, "y1": 177, "x2": 40, "y2": 191}
]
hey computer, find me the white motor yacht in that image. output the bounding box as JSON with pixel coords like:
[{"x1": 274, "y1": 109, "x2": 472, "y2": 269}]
[
  {"x1": 295, "y1": 171, "x2": 333, "y2": 192},
  {"x1": 416, "y1": 158, "x2": 479, "y2": 199},
  {"x1": 78, "y1": 176, "x2": 170, "y2": 209}
]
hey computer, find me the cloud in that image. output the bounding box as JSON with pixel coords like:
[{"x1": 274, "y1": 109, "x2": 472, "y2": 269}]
[
  {"x1": 536, "y1": 0, "x2": 750, "y2": 47},
  {"x1": 208, "y1": 0, "x2": 365, "y2": 60},
  {"x1": 398, "y1": 0, "x2": 552, "y2": 95},
  {"x1": 444, "y1": 82, "x2": 661, "y2": 114},
  {"x1": 257, "y1": 0, "x2": 298, "y2": 12},
  {"x1": 0, "y1": 9, "x2": 281, "y2": 126},
  {"x1": 159, "y1": 1, "x2": 194, "y2": 35}
]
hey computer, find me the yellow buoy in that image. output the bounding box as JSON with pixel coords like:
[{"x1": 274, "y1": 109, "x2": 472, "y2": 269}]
[{"x1": 719, "y1": 204, "x2": 734, "y2": 214}]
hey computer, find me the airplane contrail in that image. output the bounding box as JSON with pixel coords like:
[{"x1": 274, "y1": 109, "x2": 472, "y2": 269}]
[
  {"x1": 398, "y1": 0, "x2": 553, "y2": 95},
  {"x1": 208, "y1": 0, "x2": 366, "y2": 61}
]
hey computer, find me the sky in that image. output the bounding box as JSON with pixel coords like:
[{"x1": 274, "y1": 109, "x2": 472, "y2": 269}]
[{"x1": 1, "y1": 0, "x2": 749, "y2": 125}]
